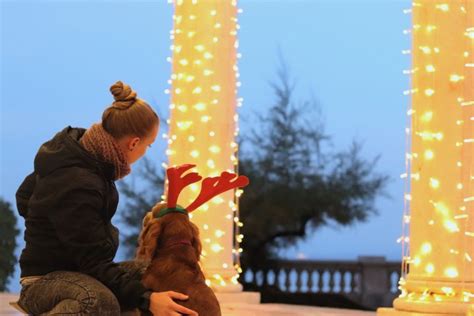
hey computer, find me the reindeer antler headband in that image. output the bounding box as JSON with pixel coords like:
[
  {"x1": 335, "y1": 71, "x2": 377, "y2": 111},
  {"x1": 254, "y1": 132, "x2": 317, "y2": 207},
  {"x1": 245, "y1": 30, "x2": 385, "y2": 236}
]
[{"x1": 155, "y1": 164, "x2": 250, "y2": 218}]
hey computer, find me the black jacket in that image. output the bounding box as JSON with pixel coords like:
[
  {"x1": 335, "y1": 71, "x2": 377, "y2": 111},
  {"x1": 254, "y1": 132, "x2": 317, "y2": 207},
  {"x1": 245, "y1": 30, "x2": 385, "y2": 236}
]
[{"x1": 16, "y1": 126, "x2": 149, "y2": 309}]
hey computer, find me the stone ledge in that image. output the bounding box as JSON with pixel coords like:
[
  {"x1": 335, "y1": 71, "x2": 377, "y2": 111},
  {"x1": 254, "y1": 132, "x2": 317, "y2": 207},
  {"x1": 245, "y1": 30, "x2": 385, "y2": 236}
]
[{"x1": 216, "y1": 291, "x2": 261, "y2": 304}]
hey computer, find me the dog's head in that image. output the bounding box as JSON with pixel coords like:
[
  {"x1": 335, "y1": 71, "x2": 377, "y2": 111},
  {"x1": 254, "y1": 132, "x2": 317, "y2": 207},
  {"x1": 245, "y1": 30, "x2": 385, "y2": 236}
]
[
  {"x1": 136, "y1": 201, "x2": 202, "y2": 263},
  {"x1": 136, "y1": 165, "x2": 249, "y2": 264}
]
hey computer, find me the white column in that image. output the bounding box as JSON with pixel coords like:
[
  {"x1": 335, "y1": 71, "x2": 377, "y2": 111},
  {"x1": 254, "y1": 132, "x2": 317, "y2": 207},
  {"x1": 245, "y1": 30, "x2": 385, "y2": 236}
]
[
  {"x1": 166, "y1": 0, "x2": 244, "y2": 293},
  {"x1": 379, "y1": 1, "x2": 474, "y2": 314}
]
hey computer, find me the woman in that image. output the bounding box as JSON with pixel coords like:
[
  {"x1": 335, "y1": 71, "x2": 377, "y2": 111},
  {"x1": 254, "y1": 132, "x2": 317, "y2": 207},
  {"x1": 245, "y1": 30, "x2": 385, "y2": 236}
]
[{"x1": 16, "y1": 81, "x2": 198, "y2": 315}]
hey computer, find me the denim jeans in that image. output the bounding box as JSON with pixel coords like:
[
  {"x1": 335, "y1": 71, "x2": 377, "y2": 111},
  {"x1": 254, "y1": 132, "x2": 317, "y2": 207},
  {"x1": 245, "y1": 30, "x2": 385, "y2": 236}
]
[{"x1": 17, "y1": 261, "x2": 148, "y2": 315}]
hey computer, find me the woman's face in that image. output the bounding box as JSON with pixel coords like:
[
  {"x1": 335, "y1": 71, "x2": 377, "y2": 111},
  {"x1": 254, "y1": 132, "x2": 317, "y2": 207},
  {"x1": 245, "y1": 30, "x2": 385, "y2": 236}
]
[{"x1": 119, "y1": 123, "x2": 159, "y2": 164}]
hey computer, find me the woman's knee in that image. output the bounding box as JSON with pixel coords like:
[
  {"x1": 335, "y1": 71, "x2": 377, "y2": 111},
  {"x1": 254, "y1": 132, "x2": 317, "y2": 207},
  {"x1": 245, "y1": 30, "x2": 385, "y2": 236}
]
[{"x1": 19, "y1": 271, "x2": 120, "y2": 315}]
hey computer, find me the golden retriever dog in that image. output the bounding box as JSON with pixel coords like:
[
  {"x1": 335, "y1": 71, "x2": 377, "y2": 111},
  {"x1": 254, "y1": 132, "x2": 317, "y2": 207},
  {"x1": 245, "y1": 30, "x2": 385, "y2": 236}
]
[{"x1": 136, "y1": 164, "x2": 249, "y2": 316}]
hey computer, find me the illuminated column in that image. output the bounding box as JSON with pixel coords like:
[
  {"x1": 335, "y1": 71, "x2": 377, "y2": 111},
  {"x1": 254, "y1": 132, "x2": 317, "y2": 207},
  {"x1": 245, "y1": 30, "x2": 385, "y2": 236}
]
[
  {"x1": 379, "y1": 1, "x2": 474, "y2": 315},
  {"x1": 165, "y1": 0, "x2": 243, "y2": 292}
]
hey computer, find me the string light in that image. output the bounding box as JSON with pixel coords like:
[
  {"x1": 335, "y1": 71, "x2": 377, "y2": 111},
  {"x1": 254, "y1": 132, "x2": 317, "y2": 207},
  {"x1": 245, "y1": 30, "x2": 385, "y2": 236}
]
[
  {"x1": 396, "y1": 1, "x2": 474, "y2": 311},
  {"x1": 166, "y1": 0, "x2": 244, "y2": 290}
]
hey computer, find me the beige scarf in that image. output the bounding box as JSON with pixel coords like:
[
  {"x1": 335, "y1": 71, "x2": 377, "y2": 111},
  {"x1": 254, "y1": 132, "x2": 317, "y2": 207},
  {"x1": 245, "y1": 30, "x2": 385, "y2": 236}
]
[{"x1": 80, "y1": 123, "x2": 131, "y2": 180}]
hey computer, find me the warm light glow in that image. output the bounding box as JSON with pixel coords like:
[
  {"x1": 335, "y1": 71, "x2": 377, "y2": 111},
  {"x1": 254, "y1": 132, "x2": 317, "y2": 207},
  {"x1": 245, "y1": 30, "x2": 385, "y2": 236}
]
[
  {"x1": 425, "y1": 264, "x2": 435, "y2": 274},
  {"x1": 444, "y1": 220, "x2": 460, "y2": 233},
  {"x1": 424, "y1": 149, "x2": 434, "y2": 160},
  {"x1": 167, "y1": 0, "x2": 242, "y2": 290},
  {"x1": 399, "y1": 0, "x2": 474, "y2": 308},
  {"x1": 429, "y1": 178, "x2": 440, "y2": 189},
  {"x1": 421, "y1": 111, "x2": 433, "y2": 122},
  {"x1": 421, "y1": 242, "x2": 432, "y2": 254},
  {"x1": 425, "y1": 64, "x2": 436, "y2": 72},
  {"x1": 444, "y1": 267, "x2": 459, "y2": 278}
]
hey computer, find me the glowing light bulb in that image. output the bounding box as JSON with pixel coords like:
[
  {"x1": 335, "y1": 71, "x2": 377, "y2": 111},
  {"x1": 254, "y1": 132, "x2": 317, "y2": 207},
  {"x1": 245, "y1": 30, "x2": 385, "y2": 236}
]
[
  {"x1": 444, "y1": 220, "x2": 460, "y2": 232},
  {"x1": 190, "y1": 183, "x2": 199, "y2": 192},
  {"x1": 425, "y1": 64, "x2": 436, "y2": 72},
  {"x1": 211, "y1": 243, "x2": 223, "y2": 253},
  {"x1": 419, "y1": 46, "x2": 431, "y2": 54},
  {"x1": 209, "y1": 145, "x2": 221, "y2": 153},
  {"x1": 177, "y1": 121, "x2": 193, "y2": 130},
  {"x1": 412, "y1": 257, "x2": 421, "y2": 267},
  {"x1": 194, "y1": 44, "x2": 205, "y2": 52},
  {"x1": 207, "y1": 159, "x2": 215, "y2": 168},
  {"x1": 193, "y1": 103, "x2": 206, "y2": 111},
  {"x1": 425, "y1": 263, "x2": 435, "y2": 274},
  {"x1": 424, "y1": 89, "x2": 435, "y2": 96},
  {"x1": 433, "y1": 201, "x2": 449, "y2": 215},
  {"x1": 215, "y1": 230, "x2": 225, "y2": 238},
  {"x1": 421, "y1": 242, "x2": 432, "y2": 254},
  {"x1": 441, "y1": 287, "x2": 455, "y2": 296},
  {"x1": 435, "y1": 4, "x2": 449, "y2": 12},
  {"x1": 424, "y1": 150, "x2": 434, "y2": 160},
  {"x1": 444, "y1": 268, "x2": 459, "y2": 278},
  {"x1": 429, "y1": 178, "x2": 440, "y2": 189},
  {"x1": 201, "y1": 115, "x2": 211, "y2": 123},
  {"x1": 450, "y1": 74, "x2": 464, "y2": 82},
  {"x1": 465, "y1": 27, "x2": 474, "y2": 39}
]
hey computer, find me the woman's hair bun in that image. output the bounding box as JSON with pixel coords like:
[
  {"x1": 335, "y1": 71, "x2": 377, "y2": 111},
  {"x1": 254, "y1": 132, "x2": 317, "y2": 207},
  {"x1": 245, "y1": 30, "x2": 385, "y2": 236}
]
[{"x1": 110, "y1": 81, "x2": 137, "y2": 109}]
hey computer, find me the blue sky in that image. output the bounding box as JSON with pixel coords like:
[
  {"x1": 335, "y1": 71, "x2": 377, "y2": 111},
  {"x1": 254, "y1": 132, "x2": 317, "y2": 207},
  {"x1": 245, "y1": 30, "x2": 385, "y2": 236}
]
[{"x1": 1, "y1": 0, "x2": 410, "y2": 292}]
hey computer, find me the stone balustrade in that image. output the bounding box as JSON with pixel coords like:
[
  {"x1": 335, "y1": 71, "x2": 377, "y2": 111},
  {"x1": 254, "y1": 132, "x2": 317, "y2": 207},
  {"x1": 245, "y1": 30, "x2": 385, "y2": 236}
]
[{"x1": 242, "y1": 256, "x2": 401, "y2": 310}]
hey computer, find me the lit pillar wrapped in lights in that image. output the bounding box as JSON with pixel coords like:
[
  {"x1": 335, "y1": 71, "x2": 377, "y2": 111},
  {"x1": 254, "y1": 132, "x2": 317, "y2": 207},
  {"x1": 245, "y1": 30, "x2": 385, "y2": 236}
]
[
  {"x1": 379, "y1": 1, "x2": 474, "y2": 315},
  {"x1": 165, "y1": 0, "x2": 243, "y2": 292}
]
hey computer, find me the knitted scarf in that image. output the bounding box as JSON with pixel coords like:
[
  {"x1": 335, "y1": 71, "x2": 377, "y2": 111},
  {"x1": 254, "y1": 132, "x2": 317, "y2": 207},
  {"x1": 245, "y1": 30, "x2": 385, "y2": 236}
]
[{"x1": 79, "y1": 123, "x2": 131, "y2": 180}]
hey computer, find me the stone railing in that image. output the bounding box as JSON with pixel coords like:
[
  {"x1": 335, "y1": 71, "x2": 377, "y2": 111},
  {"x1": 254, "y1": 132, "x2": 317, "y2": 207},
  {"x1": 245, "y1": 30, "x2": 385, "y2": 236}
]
[{"x1": 242, "y1": 256, "x2": 402, "y2": 310}]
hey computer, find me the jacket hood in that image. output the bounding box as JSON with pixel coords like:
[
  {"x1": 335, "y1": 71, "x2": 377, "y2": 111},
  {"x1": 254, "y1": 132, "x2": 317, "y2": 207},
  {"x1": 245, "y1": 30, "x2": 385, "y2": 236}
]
[{"x1": 34, "y1": 126, "x2": 115, "y2": 180}]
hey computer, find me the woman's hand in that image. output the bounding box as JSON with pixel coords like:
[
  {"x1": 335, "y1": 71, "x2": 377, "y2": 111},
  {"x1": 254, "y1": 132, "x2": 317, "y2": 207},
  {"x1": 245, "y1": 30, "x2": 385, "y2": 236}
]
[{"x1": 149, "y1": 291, "x2": 198, "y2": 316}]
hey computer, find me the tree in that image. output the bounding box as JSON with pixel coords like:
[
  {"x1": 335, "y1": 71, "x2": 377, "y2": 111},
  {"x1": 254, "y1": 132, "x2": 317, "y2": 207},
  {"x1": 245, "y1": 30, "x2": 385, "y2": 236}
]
[
  {"x1": 0, "y1": 197, "x2": 19, "y2": 291},
  {"x1": 118, "y1": 158, "x2": 165, "y2": 259},
  {"x1": 118, "y1": 63, "x2": 389, "y2": 268},
  {"x1": 238, "y1": 63, "x2": 389, "y2": 268}
]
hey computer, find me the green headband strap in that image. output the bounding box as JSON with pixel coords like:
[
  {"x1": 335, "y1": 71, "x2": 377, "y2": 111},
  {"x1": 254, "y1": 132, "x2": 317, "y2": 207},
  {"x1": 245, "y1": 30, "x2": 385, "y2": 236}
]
[{"x1": 155, "y1": 206, "x2": 188, "y2": 218}]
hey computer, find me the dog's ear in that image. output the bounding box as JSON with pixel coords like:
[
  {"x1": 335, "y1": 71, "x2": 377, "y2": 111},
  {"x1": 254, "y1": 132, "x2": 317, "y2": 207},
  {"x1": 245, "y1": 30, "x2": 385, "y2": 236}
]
[
  {"x1": 190, "y1": 221, "x2": 202, "y2": 260},
  {"x1": 142, "y1": 211, "x2": 153, "y2": 228},
  {"x1": 136, "y1": 218, "x2": 163, "y2": 262},
  {"x1": 151, "y1": 201, "x2": 168, "y2": 218},
  {"x1": 135, "y1": 212, "x2": 153, "y2": 260}
]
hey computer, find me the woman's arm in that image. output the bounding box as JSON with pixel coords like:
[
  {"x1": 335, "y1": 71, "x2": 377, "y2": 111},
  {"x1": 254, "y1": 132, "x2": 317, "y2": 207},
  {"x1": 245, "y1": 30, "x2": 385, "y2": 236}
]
[
  {"x1": 46, "y1": 173, "x2": 148, "y2": 309},
  {"x1": 16, "y1": 172, "x2": 37, "y2": 217}
]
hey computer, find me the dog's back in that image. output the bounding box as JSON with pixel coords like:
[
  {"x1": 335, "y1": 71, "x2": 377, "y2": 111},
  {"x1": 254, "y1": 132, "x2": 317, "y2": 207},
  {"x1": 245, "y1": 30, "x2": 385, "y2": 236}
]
[{"x1": 142, "y1": 259, "x2": 221, "y2": 316}]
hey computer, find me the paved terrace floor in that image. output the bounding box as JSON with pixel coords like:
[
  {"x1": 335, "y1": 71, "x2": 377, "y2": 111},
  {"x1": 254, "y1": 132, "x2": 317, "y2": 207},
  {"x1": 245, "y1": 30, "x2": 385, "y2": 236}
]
[{"x1": 1, "y1": 293, "x2": 375, "y2": 316}]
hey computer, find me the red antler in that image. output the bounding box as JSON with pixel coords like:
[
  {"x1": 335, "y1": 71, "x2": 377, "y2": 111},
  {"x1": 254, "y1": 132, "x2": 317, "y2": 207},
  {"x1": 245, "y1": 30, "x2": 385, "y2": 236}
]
[
  {"x1": 166, "y1": 164, "x2": 202, "y2": 208},
  {"x1": 186, "y1": 171, "x2": 250, "y2": 212}
]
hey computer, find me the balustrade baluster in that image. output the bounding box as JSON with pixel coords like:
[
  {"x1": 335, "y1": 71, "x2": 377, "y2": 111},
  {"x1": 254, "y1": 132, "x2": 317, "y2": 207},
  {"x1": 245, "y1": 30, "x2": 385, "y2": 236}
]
[
  {"x1": 328, "y1": 270, "x2": 335, "y2": 293},
  {"x1": 341, "y1": 271, "x2": 347, "y2": 293},
  {"x1": 317, "y1": 269, "x2": 324, "y2": 293},
  {"x1": 284, "y1": 268, "x2": 291, "y2": 292},
  {"x1": 295, "y1": 269, "x2": 302, "y2": 292},
  {"x1": 307, "y1": 270, "x2": 314, "y2": 293}
]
